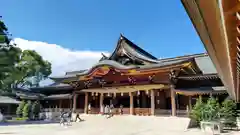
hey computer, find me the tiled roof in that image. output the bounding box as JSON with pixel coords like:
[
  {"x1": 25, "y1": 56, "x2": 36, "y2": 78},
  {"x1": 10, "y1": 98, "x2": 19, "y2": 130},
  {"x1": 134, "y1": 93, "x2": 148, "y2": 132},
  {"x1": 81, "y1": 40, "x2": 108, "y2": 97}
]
[{"x1": 0, "y1": 96, "x2": 20, "y2": 104}]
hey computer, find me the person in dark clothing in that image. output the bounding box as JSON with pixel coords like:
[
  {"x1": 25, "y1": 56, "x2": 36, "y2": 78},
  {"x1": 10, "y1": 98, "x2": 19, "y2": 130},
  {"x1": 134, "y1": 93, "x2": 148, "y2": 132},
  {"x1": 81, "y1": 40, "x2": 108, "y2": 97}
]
[{"x1": 75, "y1": 112, "x2": 83, "y2": 122}]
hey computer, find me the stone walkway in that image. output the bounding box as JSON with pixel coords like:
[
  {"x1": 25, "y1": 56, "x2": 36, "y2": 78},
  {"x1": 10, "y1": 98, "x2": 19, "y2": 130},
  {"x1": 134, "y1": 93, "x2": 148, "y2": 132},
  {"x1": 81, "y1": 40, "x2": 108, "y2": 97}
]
[{"x1": 0, "y1": 115, "x2": 238, "y2": 135}]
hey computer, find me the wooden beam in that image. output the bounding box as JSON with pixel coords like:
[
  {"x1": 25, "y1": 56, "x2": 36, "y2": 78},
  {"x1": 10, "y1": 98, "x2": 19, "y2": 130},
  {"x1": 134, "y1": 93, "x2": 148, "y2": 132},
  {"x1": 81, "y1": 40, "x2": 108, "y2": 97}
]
[{"x1": 224, "y1": 2, "x2": 240, "y2": 15}]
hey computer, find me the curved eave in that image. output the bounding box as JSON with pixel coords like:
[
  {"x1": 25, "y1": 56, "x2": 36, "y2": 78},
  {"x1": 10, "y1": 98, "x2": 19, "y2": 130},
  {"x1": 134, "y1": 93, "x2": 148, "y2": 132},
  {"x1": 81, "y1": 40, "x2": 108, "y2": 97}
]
[
  {"x1": 49, "y1": 76, "x2": 78, "y2": 83},
  {"x1": 181, "y1": 0, "x2": 236, "y2": 100},
  {"x1": 76, "y1": 58, "x2": 199, "y2": 80},
  {"x1": 30, "y1": 86, "x2": 72, "y2": 91}
]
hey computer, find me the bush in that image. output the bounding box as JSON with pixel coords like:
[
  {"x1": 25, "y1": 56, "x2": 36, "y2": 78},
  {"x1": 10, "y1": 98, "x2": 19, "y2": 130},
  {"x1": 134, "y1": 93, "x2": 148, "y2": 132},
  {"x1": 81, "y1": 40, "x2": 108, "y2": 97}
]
[
  {"x1": 15, "y1": 117, "x2": 28, "y2": 121},
  {"x1": 16, "y1": 101, "x2": 26, "y2": 117},
  {"x1": 22, "y1": 101, "x2": 32, "y2": 119},
  {"x1": 31, "y1": 100, "x2": 41, "y2": 120},
  {"x1": 190, "y1": 98, "x2": 204, "y2": 123},
  {"x1": 220, "y1": 99, "x2": 237, "y2": 121},
  {"x1": 191, "y1": 97, "x2": 237, "y2": 124},
  {"x1": 202, "y1": 97, "x2": 220, "y2": 121}
]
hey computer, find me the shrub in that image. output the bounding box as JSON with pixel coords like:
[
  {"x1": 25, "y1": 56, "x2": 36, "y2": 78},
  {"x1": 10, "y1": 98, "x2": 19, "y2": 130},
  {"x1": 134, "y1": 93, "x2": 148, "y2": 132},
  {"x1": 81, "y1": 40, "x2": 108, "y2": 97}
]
[
  {"x1": 31, "y1": 100, "x2": 41, "y2": 120},
  {"x1": 191, "y1": 97, "x2": 238, "y2": 125},
  {"x1": 22, "y1": 100, "x2": 32, "y2": 119},
  {"x1": 190, "y1": 97, "x2": 220, "y2": 123},
  {"x1": 16, "y1": 101, "x2": 26, "y2": 117},
  {"x1": 202, "y1": 97, "x2": 220, "y2": 122},
  {"x1": 220, "y1": 99, "x2": 237, "y2": 121},
  {"x1": 190, "y1": 98, "x2": 204, "y2": 123}
]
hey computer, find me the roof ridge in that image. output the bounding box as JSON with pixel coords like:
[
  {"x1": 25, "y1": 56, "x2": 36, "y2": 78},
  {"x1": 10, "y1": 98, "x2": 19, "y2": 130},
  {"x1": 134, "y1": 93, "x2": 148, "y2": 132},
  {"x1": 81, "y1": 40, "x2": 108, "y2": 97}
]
[
  {"x1": 160, "y1": 53, "x2": 208, "y2": 61},
  {"x1": 120, "y1": 35, "x2": 157, "y2": 60}
]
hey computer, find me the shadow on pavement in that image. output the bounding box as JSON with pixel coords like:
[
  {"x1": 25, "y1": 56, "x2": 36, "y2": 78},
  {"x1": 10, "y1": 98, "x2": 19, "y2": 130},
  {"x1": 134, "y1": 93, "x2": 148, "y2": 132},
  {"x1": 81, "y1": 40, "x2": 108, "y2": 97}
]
[{"x1": 0, "y1": 120, "x2": 59, "y2": 126}]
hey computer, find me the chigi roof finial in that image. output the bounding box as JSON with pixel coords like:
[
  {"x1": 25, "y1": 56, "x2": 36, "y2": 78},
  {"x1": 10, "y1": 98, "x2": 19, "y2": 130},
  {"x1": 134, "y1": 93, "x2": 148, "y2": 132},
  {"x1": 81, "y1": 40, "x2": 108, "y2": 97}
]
[{"x1": 120, "y1": 33, "x2": 124, "y2": 39}]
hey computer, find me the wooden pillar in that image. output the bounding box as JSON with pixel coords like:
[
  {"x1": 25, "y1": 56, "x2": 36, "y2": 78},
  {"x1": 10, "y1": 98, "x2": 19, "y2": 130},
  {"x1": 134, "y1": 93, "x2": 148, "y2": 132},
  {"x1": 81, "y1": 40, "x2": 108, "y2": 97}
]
[
  {"x1": 73, "y1": 93, "x2": 78, "y2": 112},
  {"x1": 84, "y1": 92, "x2": 89, "y2": 114},
  {"x1": 150, "y1": 90, "x2": 155, "y2": 115},
  {"x1": 69, "y1": 98, "x2": 72, "y2": 109},
  {"x1": 189, "y1": 96, "x2": 192, "y2": 110},
  {"x1": 59, "y1": 100, "x2": 62, "y2": 108},
  {"x1": 170, "y1": 86, "x2": 176, "y2": 116},
  {"x1": 129, "y1": 92, "x2": 134, "y2": 115},
  {"x1": 100, "y1": 93, "x2": 104, "y2": 113}
]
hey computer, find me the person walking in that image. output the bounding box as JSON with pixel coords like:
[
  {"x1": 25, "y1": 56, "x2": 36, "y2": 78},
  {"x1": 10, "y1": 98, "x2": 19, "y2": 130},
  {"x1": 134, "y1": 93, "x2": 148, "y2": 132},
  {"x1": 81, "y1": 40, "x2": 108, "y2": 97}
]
[
  {"x1": 75, "y1": 112, "x2": 83, "y2": 122},
  {"x1": 109, "y1": 104, "x2": 114, "y2": 117},
  {"x1": 119, "y1": 105, "x2": 123, "y2": 115},
  {"x1": 105, "y1": 105, "x2": 109, "y2": 118},
  {"x1": 88, "y1": 103, "x2": 91, "y2": 114}
]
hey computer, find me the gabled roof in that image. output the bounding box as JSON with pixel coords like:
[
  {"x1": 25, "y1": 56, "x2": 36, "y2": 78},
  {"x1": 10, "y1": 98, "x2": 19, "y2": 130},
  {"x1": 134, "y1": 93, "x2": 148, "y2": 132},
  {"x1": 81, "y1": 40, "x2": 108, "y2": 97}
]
[
  {"x1": 50, "y1": 35, "x2": 206, "y2": 82},
  {"x1": 97, "y1": 34, "x2": 160, "y2": 64}
]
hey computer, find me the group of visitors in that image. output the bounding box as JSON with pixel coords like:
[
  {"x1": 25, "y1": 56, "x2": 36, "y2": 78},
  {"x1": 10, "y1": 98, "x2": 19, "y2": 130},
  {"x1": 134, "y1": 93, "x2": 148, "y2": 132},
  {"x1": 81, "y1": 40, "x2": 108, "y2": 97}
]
[
  {"x1": 59, "y1": 109, "x2": 83, "y2": 126},
  {"x1": 59, "y1": 103, "x2": 125, "y2": 126},
  {"x1": 100, "y1": 104, "x2": 114, "y2": 118}
]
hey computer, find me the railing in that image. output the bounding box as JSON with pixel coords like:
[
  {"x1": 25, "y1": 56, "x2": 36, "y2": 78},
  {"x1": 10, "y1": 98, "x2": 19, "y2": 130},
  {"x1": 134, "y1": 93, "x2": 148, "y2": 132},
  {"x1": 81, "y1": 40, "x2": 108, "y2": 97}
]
[
  {"x1": 134, "y1": 108, "x2": 151, "y2": 116},
  {"x1": 42, "y1": 108, "x2": 84, "y2": 113}
]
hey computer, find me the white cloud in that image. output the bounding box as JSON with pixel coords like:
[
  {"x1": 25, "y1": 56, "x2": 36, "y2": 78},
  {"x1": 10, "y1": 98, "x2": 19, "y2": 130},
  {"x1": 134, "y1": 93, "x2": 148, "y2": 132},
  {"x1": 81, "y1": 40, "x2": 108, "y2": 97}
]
[{"x1": 13, "y1": 38, "x2": 109, "y2": 85}]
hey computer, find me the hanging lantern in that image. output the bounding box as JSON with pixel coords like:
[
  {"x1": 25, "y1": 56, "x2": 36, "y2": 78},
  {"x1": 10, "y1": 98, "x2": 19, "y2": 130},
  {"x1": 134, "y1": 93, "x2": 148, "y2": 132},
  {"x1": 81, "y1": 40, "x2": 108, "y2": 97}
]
[
  {"x1": 107, "y1": 93, "x2": 110, "y2": 97},
  {"x1": 113, "y1": 92, "x2": 116, "y2": 98},
  {"x1": 137, "y1": 99, "x2": 140, "y2": 105},
  {"x1": 157, "y1": 90, "x2": 160, "y2": 96},
  {"x1": 95, "y1": 92, "x2": 98, "y2": 96},
  {"x1": 157, "y1": 99, "x2": 160, "y2": 105},
  {"x1": 137, "y1": 90, "x2": 140, "y2": 96},
  {"x1": 121, "y1": 92, "x2": 123, "y2": 96},
  {"x1": 92, "y1": 92, "x2": 94, "y2": 96},
  {"x1": 145, "y1": 90, "x2": 149, "y2": 95}
]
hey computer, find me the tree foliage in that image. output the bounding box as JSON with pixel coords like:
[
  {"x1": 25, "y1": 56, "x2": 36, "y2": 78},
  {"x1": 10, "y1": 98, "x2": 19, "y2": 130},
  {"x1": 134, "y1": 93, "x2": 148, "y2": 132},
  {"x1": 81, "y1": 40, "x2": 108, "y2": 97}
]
[
  {"x1": 12, "y1": 50, "x2": 52, "y2": 88},
  {"x1": 219, "y1": 99, "x2": 237, "y2": 121},
  {"x1": 16, "y1": 100, "x2": 26, "y2": 117},
  {"x1": 23, "y1": 100, "x2": 32, "y2": 119},
  {"x1": 191, "y1": 97, "x2": 237, "y2": 124},
  {"x1": 0, "y1": 17, "x2": 22, "y2": 92},
  {"x1": 31, "y1": 100, "x2": 41, "y2": 120},
  {"x1": 0, "y1": 16, "x2": 52, "y2": 91}
]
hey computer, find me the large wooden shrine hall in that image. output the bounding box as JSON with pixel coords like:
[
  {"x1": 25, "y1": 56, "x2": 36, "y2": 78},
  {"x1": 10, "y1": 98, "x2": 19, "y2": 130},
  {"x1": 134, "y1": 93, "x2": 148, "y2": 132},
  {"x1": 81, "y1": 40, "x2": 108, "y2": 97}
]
[{"x1": 21, "y1": 35, "x2": 227, "y2": 116}]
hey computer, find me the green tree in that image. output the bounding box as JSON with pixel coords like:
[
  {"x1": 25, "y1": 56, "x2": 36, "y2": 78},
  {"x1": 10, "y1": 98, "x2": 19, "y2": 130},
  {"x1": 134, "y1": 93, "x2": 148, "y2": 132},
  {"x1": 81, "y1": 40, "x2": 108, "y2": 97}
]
[
  {"x1": 191, "y1": 97, "x2": 221, "y2": 123},
  {"x1": 31, "y1": 100, "x2": 41, "y2": 120},
  {"x1": 0, "y1": 16, "x2": 52, "y2": 92},
  {"x1": 190, "y1": 98, "x2": 204, "y2": 123},
  {"x1": 11, "y1": 50, "x2": 52, "y2": 88},
  {"x1": 220, "y1": 99, "x2": 237, "y2": 121},
  {"x1": 202, "y1": 97, "x2": 220, "y2": 121},
  {"x1": 22, "y1": 100, "x2": 32, "y2": 119},
  {"x1": 0, "y1": 16, "x2": 22, "y2": 92},
  {"x1": 16, "y1": 100, "x2": 26, "y2": 117}
]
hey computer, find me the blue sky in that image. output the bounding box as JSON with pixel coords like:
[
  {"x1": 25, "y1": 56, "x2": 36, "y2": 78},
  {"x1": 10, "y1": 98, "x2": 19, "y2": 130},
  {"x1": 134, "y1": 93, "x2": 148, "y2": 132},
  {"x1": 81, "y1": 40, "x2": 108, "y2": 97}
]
[{"x1": 1, "y1": 0, "x2": 205, "y2": 58}]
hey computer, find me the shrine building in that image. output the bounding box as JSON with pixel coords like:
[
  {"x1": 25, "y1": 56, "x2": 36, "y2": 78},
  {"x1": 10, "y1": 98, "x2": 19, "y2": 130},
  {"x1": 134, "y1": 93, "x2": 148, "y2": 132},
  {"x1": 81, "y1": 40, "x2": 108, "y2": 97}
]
[{"x1": 16, "y1": 35, "x2": 227, "y2": 116}]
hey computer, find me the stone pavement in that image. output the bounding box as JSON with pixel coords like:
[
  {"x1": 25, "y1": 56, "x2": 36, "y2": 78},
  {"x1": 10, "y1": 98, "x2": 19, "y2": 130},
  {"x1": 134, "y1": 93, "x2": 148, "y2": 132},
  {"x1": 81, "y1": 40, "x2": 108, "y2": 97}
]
[{"x1": 0, "y1": 115, "x2": 238, "y2": 135}]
